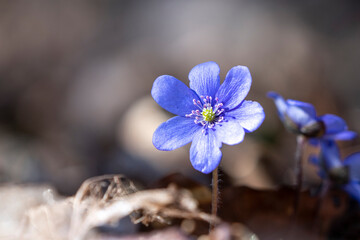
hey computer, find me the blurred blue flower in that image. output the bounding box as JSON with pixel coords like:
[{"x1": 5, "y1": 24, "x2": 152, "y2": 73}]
[
  {"x1": 152, "y1": 62, "x2": 265, "y2": 174},
  {"x1": 310, "y1": 140, "x2": 360, "y2": 203},
  {"x1": 267, "y1": 92, "x2": 356, "y2": 143}
]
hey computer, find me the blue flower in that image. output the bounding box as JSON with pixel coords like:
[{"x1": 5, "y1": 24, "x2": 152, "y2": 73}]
[
  {"x1": 151, "y1": 62, "x2": 265, "y2": 174},
  {"x1": 267, "y1": 92, "x2": 357, "y2": 143},
  {"x1": 310, "y1": 140, "x2": 360, "y2": 203}
]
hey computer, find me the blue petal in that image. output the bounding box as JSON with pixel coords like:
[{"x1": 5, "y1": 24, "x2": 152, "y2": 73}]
[
  {"x1": 153, "y1": 116, "x2": 201, "y2": 151},
  {"x1": 188, "y1": 61, "x2": 220, "y2": 98},
  {"x1": 152, "y1": 75, "x2": 200, "y2": 116},
  {"x1": 214, "y1": 119, "x2": 245, "y2": 145},
  {"x1": 286, "y1": 105, "x2": 316, "y2": 127},
  {"x1": 286, "y1": 99, "x2": 316, "y2": 118},
  {"x1": 267, "y1": 92, "x2": 287, "y2": 121},
  {"x1": 309, "y1": 154, "x2": 319, "y2": 166},
  {"x1": 309, "y1": 154, "x2": 326, "y2": 178},
  {"x1": 226, "y1": 100, "x2": 265, "y2": 132},
  {"x1": 190, "y1": 130, "x2": 222, "y2": 174},
  {"x1": 216, "y1": 66, "x2": 251, "y2": 111},
  {"x1": 320, "y1": 140, "x2": 342, "y2": 169},
  {"x1": 343, "y1": 182, "x2": 360, "y2": 203},
  {"x1": 268, "y1": 92, "x2": 317, "y2": 128},
  {"x1": 319, "y1": 114, "x2": 347, "y2": 135},
  {"x1": 325, "y1": 130, "x2": 357, "y2": 141},
  {"x1": 344, "y1": 152, "x2": 360, "y2": 182},
  {"x1": 308, "y1": 138, "x2": 320, "y2": 146}
]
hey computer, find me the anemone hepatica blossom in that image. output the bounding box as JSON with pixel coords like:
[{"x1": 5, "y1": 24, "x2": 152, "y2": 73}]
[
  {"x1": 310, "y1": 140, "x2": 360, "y2": 203},
  {"x1": 268, "y1": 92, "x2": 357, "y2": 143},
  {"x1": 151, "y1": 62, "x2": 265, "y2": 174}
]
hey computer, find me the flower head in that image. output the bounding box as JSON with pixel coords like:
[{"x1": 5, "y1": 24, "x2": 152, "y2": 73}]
[
  {"x1": 310, "y1": 140, "x2": 360, "y2": 203},
  {"x1": 267, "y1": 92, "x2": 357, "y2": 143},
  {"x1": 152, "y1": 62, "x2": 265, "y2": 174}
]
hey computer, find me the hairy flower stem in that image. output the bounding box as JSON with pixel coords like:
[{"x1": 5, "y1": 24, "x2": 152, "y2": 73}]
[
  {"x1": 210, "y1": 167, "x2": 219, "y2": 230},
  {"x1": 294, "y1": 135, "x2": 305, "y2": 217}
]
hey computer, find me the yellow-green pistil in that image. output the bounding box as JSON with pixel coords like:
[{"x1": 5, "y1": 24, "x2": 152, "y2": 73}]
[{"x1": 202, "y1": 107, "x2": 216, "y2": 122}]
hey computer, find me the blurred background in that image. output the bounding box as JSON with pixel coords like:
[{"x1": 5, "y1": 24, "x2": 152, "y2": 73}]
[{"x1": 0, "y1": 0, "x2": 360, "y2": 195}]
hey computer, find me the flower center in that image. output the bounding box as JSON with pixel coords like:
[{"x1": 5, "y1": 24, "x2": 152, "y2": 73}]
[
  {"x1": 185, "y1": 96, "x2": 225, "y2": 130},
  {"x1": 202, "y1": 107, "x2": 215, "y2": 122}
]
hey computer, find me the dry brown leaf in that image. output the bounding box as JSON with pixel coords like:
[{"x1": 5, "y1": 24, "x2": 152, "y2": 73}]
[{"x1": 15, "y1": 174, "x2": 217, "y2": 240}]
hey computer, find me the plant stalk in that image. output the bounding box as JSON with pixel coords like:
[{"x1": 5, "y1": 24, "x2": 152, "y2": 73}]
[
  {"x1": 294, "y1": 135, "x2": 305, "y2": 216},
  {"x1": 313, "y1": 180, "x2": 330, "y2": 233},
  {"x1": 210, "y1": 167, "x2": 219, "y2": 230}
]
